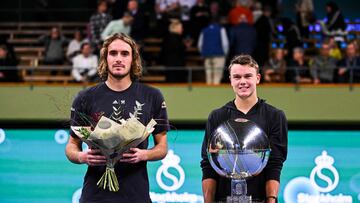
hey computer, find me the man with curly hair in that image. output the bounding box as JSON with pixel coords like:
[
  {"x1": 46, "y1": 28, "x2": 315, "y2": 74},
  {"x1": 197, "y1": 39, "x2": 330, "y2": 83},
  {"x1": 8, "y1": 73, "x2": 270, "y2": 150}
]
[{"x1": 66, "y1": 33, "x2": 169, "y2": 203}]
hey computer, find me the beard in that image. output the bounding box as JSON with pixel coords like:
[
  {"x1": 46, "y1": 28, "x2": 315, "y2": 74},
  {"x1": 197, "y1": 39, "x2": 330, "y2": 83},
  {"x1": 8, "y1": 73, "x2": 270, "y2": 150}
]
[{"x1": 108, "y1": 68, "x2": 131, "y2": 80}]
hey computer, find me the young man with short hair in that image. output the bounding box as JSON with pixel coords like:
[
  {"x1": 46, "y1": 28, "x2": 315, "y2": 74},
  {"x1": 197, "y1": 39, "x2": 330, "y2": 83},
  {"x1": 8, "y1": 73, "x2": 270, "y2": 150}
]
[{"x1": 201, "y1": 54, "x2": 288, "y2": 203}]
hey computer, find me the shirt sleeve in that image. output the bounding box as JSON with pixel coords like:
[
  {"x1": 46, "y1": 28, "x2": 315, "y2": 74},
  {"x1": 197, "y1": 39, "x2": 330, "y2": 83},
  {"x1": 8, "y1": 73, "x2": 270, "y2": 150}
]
[
  {"x1": 200, "y1": 112, "x2": 220, "y2": 180},
  {"x1": 69, "y1": 91, "x2": 89, "y2": 138},
  {"x1": 151, "y1": 89, "x2": 170, "y2": 136},
  {"x1": 71, "y1": 57, "x2": 83, "y2": 81},
  {"x1": 197, "y1": 32, "x2": 203, "y2": 53},
  {"x1": 87, "y1": 55, "x2": 99, "y2": 77},
  {"x1": 66, "y1": 41, "x2": 75, "y2": 57},
  {"x1": 101, "y1": 21, "x2": 113, "y2": 41},
  {"x1": 264, "y1": 110, "x2": 288, "y2": 182},
  {"x1": 220, "y1": 28, "x2": 229, "y2": 55}
]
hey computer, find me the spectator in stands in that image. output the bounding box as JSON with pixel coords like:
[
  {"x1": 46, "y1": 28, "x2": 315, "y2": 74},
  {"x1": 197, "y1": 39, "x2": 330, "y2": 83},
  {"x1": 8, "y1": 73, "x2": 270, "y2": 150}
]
[
  {"x1": 190, "y1": 0, "x2": 211, "y2": 44},
  {"x1": 281, "y1": 18, "x2": 303, "y2": 61},
  {"x1": 211, "y1": 0, "x2": 233, "y2": 21},
  {"x1": 39, "y1": 27, "x2": 68, "y2": 65},
  {"x1": 198, "y1": 17, "x2": 229, "y2": 85},
  {"x1": 67, "y1": 30, "x2": 85, "y2": 61},
  {"x1": 328, "y1": 36, "x2": 342, "y2": 60},
  {"x1": 156, "y1": 0, "x2": 181, "y2": 19},
  {"x1": 286, "y1": 47, "x2": 312, "y2": 83},
  {"x1": 89, "y1": 0, "x2": 112, "y2": 45},
  {"x1": 254, "y1": 5, "x2": 274, "y2": 66},
  {"x1": 228, "y1": 0, "x2": 254, "y2": 25},
  {"x1": 71, "y1": 42, "x2": 98, "y2": 82},
  {"x1": 310, "y1": 40, "x2": 337, "y2": 83},
  {"x1": 155, "y1": 0, "x2": 181, "y2": 37},
  {"x1": 229, "y1": 14, "x2": 257, "y2": 58},
  {"x1": 252, "y1": 1, "x2": 263, "y2": 23},
  {"x1": 0, "y1": 45, "x2": 19, "y2": 82},
  {"x1": 259, "y1": 0, "x2": 280, "y2": 18},
  {"x1": 127, "y1": 0, "x2": 147, "y2": 43},
  {"x1": 160, "y1": 20, "x2": 188, "y2": 83},
  {"x1": 0, "y1": 35, "x2": 18, "y2": 67},
  {"x1": 178, "y1": 0, "x2": 197, "y2": 38},
  {"x1": 108, "y1": 0, "x2": 130, "y2": 20},
  {"x1": 208, "y1": 1, "x2": 222, "y2": 24},
  {"x1": 263, "y1": 48, "x2": 287, "y2": 83},
  {"x1": 321, "y1": 1, "x2": 347, "y2": 35},
  {"x1": 337, "y1": 41, "x2": 360, "y2": 83},
  {"x1": 101, "y1": 12, "x2": 133, "y2": 41},
  {"x1": 295, "y1": 0, "x2": 314, "y2": 38}
]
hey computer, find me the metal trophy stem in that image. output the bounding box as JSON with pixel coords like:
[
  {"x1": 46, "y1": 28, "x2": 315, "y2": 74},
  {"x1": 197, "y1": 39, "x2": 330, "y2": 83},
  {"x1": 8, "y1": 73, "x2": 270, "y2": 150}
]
[{"x1": 226, "y1": 179, "x2": 252, "y2": 203}]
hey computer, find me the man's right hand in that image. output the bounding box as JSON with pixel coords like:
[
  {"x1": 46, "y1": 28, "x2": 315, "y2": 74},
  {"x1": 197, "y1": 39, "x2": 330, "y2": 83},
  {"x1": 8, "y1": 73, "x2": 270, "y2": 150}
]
[{"x1": 78, "y1": 149, "x2": 107, "y2": 166}]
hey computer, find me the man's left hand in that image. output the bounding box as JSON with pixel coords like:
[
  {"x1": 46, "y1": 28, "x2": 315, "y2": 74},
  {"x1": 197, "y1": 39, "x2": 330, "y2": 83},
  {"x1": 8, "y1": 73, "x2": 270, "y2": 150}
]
[{"x1": 120, "y1": 148, "x2": 148, "y2": 163}]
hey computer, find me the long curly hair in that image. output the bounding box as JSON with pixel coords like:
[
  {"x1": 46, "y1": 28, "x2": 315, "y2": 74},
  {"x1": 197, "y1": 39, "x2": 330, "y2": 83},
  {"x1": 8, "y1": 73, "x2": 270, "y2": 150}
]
[{"x1": 97, "y1": 33, "x2": 142, "y2": 80}]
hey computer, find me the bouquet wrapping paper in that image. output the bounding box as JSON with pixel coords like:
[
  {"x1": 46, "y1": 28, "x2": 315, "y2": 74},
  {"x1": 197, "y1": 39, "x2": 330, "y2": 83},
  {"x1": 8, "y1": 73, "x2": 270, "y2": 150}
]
[{"x1": 71, "y1": 116, "x2": 157, "y2": 191}]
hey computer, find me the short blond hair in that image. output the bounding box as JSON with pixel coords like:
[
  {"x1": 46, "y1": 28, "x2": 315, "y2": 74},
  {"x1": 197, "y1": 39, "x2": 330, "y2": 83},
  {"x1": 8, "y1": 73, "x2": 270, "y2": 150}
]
[
  {"x1": 97, "y1": 33, "x2": 142, "y2": 80},
  {"x1": 228, "y1": 54, "x2": 259, "y2": 73}
]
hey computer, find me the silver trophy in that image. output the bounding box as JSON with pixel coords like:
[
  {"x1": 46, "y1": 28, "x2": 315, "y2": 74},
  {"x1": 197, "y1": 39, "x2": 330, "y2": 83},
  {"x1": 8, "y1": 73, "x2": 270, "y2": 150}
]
[{"x1": 207, "y1": 118, "x2": 271, "y2": 203}]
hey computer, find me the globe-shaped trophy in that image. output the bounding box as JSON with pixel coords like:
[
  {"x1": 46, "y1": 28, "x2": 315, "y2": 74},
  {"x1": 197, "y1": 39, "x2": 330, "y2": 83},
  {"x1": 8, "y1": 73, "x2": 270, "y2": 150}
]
[{"x1": 207, "y1": 118, "x2": 271, "y2": 203}]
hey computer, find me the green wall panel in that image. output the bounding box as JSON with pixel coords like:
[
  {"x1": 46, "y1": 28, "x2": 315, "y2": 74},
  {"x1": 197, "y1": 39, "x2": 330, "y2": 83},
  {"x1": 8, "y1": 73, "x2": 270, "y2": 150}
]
[{"x1": 0, "y1": 85, "x2": 359, "y2": 122}]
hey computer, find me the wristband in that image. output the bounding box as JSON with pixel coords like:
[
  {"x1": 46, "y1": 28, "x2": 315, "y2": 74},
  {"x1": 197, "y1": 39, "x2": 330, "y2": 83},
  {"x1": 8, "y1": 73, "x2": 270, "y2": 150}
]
[{"x1": 266, "y1": 196, "x2": 278, "y2": 203}]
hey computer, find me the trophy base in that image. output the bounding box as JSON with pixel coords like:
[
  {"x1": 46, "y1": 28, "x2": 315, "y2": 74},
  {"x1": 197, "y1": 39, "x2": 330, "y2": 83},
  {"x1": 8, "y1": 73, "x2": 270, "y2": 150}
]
[{"x1": 226, "y1": 195, "x2": 252, "y2": 203}]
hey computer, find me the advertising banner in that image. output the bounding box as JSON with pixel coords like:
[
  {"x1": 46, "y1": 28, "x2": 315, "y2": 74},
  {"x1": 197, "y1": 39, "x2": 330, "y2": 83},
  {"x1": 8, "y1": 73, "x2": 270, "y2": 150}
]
[{"x1": 0, "y1": 129, "x2": 359, "y2": 203}]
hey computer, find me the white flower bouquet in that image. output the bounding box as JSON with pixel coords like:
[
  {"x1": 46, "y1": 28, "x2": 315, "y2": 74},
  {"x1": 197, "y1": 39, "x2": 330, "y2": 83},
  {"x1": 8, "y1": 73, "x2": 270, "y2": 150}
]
[{"x1": 71, "y1": 116, "x2": 157, "y2": 192}]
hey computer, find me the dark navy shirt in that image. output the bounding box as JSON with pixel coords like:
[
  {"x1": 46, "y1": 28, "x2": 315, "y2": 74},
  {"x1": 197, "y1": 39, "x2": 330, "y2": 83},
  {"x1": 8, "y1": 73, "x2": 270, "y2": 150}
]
[{"x1": 70, "y1": 82, "x2": 169, "y2": 203}]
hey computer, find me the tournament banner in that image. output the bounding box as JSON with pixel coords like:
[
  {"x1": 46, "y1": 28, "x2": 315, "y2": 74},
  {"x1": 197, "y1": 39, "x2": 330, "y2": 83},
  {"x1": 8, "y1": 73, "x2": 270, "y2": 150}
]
[{"x1": 0, "y1": 129, "x2": 359, "y2": 203}]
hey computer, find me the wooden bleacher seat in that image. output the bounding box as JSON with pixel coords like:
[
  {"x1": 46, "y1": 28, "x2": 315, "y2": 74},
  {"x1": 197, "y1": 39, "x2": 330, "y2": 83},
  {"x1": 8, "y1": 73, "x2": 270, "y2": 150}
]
[
  {"x1": 0, "y1": 22, "x2": 86, "y2": 31},
  {"x1": 143, "y1": 46, "x2": 161, "y2": 53},
  {"x1": 8, "y1": 38, "x2": 42, "y2": 47},
  {"x1": 19, "y1": 56, "x2": 43, "y2": 66},
  {"x1": 186, "y1": 56, "x2": 203, "y2": 66},
  {"x1": 0, "y1": 22, "x2": 87, "y2": 41},
  {"x1": 16, "y1": 22, "x2": 86, "y2": 30},
  {"x1": 20, "y1": 65, "x2": 74, "y2": 84},
  {"x1": 0, "y1": 29, "x2": 78, "y2": 40},
  {"x1": 140, "y1": 75, "x2": 166, "y2": 83},
  {"x1": 14, "y1": 47, "x2": 44, "y2": 57},
  {"x1": 23, "y1": 75, "x2": 74, "y2": 84},
  {"x1": 143, "y1": 38, "x2": 163, "y2": 44}
]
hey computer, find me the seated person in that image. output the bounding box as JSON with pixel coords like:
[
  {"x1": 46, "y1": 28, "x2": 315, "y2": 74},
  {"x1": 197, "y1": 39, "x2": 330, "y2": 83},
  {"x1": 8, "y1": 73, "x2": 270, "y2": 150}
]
[
  {"x1": 67, "y1": 30, "x2": 87, "y2": 61},
  {"x1": 310, "y1": 40, "x2": 337, "y2": 84},
  {"x1": 328, "y1": 36, "x2": 342, "y2": 60},
  {"x1": 72, "y1": 42, "x2": 98, "y2": 82},
  {"x1": 337, "y1": 41, "x2": 360, "y2": 83},
  {"x1": 263, "y1": 48, "x2": 287, "y2": 82},
  {"x1": 39, "y1": 27, "x2": 68, "y2": 65},
  {"x1": 160, "y1": 20, "x2": 188, "y2": 83},
  {"x1": 0, "y1": 45, "x2": 19, "y2": 82},
  {"x1": 286, "y1": 47, "x2": 313, "y2": 83},
  {"x1": 101, "y1": 12, "x2": 133, "y2": 41}
]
